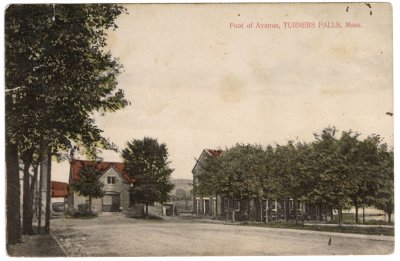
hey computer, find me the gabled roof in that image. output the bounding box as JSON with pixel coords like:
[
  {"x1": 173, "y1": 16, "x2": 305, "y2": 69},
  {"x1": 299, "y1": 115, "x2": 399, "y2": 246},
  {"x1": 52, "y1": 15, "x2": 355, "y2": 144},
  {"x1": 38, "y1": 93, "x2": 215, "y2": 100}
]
[
  {"x1": 70, "y1": 159, "x2": 135, "y2": 183},
  {"x1": 192, "y1": 149, "x2": 222, "y2": 174},
  {"x1": 52, "y1": 181, "x2": 69, "y2": 198}
]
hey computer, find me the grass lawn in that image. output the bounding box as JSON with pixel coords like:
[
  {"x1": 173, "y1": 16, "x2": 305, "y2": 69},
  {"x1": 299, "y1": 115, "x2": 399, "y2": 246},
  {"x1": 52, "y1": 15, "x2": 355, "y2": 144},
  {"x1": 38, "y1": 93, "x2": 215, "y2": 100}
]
[{"x1": 240, "y1": 221, "x2": 394, "y2": 236}]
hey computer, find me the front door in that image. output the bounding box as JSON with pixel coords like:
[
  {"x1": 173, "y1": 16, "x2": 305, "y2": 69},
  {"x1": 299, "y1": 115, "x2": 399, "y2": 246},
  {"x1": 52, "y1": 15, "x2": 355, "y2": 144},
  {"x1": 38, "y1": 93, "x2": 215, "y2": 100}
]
[{"x1": 102, "y1": 193, "x2": 121, "y2": 212}]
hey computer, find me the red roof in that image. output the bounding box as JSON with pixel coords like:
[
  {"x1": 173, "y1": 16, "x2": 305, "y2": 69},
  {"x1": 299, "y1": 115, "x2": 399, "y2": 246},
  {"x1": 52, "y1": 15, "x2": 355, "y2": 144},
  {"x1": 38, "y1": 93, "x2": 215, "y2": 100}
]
[
  {"x1": 70, "y1": 160, "x2": 135, "y2": 183},
  {"x1": 52, "y1": 181, "x2": 69, "y2": 198},
  {"x1": 205, "y1": 149, "x2": 223, "y2": 157},
  {"x1": 192, "y1": 149, "x2": 223, "y2": 174}
]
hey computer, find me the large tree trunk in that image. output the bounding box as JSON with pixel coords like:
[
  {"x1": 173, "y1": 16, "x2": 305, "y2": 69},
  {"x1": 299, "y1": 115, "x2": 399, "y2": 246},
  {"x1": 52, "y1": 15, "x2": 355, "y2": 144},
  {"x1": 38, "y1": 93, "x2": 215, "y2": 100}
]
[
  {"x1": 38, "y1": 144, "x2": 51, "y2": 234},
  {"x1": 29, "y1": 164, "x2": 39, "y2": 229},
  {"x1": 22, "y1": 151, "x2": 35, "y2": 235},
  {"x1": 6, "y1": 92, "x2": 22, "y2": 245},
  {"x1": 6, "y1": 132, "x2": 22, "y2": 245}
]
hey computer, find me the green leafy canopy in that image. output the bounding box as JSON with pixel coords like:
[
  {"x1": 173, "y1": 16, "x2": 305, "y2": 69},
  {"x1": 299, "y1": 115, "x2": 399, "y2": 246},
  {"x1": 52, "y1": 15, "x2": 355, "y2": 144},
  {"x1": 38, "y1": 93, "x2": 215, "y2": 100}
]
[
  {"x1": 122, "y1": 137, "x2": 175, "y2": 205},
  {"x1": 71, "y1": 166, "x2": 104, "y2": 199}
]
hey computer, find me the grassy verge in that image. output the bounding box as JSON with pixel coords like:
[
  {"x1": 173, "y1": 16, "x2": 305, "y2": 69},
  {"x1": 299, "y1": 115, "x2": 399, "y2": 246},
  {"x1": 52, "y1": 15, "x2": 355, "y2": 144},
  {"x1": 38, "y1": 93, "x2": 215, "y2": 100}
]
[
  {"x1": 129, "y1": 214, "x2": 164, "y2": 221},
  {"x1": 240, "y1": 222, "x2": 394, "y2": 236}
]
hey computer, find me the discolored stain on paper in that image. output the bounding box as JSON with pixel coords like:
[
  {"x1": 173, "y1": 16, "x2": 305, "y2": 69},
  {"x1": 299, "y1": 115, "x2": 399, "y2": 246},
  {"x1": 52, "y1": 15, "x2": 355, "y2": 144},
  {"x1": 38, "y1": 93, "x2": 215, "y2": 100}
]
[{"x1": 219, "y1": 75, "x2": 245, "y2": 103}]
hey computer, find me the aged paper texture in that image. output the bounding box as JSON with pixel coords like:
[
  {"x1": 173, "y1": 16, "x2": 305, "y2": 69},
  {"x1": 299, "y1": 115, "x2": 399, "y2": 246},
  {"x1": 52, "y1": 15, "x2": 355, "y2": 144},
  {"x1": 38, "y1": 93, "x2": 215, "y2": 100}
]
[{"x1": 4, "y1": 2, "x2": 394, "y2": 257}]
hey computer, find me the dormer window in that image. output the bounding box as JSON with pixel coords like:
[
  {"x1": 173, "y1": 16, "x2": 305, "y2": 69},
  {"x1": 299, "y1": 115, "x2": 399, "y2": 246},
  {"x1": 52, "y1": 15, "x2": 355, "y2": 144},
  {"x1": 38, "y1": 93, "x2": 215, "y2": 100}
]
[{"x1": 107, "y1": 176, "x2": 116, "y2": 184}]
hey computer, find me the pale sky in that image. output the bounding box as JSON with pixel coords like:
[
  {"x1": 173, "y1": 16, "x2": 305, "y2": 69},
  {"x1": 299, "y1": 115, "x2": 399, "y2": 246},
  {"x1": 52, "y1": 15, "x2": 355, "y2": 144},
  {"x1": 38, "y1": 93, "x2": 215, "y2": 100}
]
[{"x1": 52, "y1": 3, "x2": 393, "y2": 182}]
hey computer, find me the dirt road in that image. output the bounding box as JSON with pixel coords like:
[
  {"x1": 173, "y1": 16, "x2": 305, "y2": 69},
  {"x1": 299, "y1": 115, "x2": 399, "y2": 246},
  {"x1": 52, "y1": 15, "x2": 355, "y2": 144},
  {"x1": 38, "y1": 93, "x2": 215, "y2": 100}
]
[{"x1": 51, "y1": 214, "x2": 394, "y2": 256}]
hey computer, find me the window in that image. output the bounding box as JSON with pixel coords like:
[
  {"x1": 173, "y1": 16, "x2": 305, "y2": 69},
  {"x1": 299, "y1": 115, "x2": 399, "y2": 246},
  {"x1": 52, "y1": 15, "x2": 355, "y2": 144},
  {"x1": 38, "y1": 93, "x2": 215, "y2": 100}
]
[{"x1": 107, "y1": 176, "x2": 116, "y2": 184}]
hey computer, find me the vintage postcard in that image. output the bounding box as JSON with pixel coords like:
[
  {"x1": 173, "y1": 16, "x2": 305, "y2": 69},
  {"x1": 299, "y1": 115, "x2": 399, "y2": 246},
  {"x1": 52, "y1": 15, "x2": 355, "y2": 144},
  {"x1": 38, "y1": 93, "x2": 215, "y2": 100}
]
[{"x1": 4, "y1": 2, "x2": 394, "y2": 257}]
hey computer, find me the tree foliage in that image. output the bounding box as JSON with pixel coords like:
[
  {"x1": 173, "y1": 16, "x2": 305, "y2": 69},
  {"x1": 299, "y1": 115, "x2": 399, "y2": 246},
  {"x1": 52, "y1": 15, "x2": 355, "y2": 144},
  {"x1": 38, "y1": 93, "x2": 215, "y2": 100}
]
[
  {"x1": 6, "y1": 4, "x2": 129, "y2": 156},
  {"x1": 122, "y1": 137, "x2": 175, "y2": 217},
  {"x1": 196, "y1": 127, "x2": 394, "y2": 223},
  {"x1": 198, "y1": 145, "x2": 264, "y2": 200},
  {"x1": 373, "y1": 149, "x2": 394, "y2": 223},
  {"x1": 5, "y1": 4, "x2": 128, "y2": 242},
  {"x1": 71, "y1": 166, "x2": 104, "y2": 214}
]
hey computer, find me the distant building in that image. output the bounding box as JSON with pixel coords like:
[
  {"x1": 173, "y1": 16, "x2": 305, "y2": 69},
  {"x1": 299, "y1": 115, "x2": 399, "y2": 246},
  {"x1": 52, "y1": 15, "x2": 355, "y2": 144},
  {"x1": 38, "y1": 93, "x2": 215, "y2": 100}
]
[
  {"x1": 192, "y1": 149, "x2": 308, "y2": 222},
  {"x1": 51, "y1": 181, "x2": 69, "y2": 215},
  {"x1": 192, "y1": 149, "x2": 223, "y2": 217},
  {"x1": 68, "y1": 160, "x2": 143, "y2": 215},
  {"x1": 168, "y1": 179, "x2": 193, "y2": 214},
  {"x1": 52, "y1": 181, "x2": 69, "y2": 198}
]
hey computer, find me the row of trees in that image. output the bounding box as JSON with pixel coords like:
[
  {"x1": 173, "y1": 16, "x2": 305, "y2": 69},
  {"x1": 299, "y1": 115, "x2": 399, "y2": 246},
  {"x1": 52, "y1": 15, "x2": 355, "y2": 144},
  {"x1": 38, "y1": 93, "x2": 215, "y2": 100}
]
[
  {"x1": 197, "y1": 127, "x2": 394, "y2": 224},
  {"x1": 5, "y1": 4, "x2": 128, "y2": 245}
]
